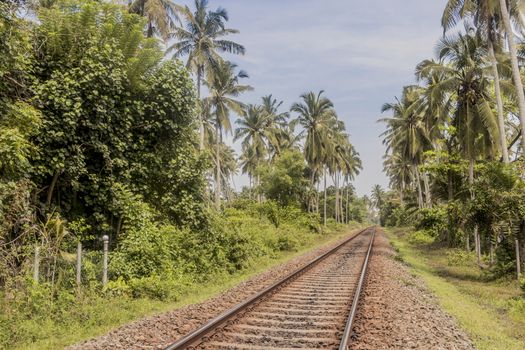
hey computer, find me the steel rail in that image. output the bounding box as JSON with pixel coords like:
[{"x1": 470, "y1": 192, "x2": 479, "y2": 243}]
[
  {"x1": 338, "y1": 227, "x2": 376, "y2": 350},
  {"x1": 164, "y1": 226, "x2": 373, "y2": 350}
]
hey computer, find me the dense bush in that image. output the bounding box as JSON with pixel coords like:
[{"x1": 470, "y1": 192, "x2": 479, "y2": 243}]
[{"x1": 415, "y1": 207, "x2": 447, "y2": 238}]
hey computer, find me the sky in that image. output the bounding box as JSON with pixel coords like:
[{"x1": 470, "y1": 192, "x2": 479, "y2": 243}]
[{"x1": 174, "y1": 0, "x2": 448, "y2": 196}]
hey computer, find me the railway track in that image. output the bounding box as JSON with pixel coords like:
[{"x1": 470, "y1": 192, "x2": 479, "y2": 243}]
[{"x1": 165, "y1": 227, "x2": 376, "y2": 350}]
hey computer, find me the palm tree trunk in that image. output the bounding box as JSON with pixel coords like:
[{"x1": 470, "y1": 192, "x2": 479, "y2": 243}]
[
  {"x1": 323, "y1": 167, "x2": 327, "y2": 227},
  {"x1": 316, "y1": 180, "x2": 320, "y2": 215},
  {"x1": 499, "y1": 0, "x2": 525, "y2": 153},
  {"x1": 345, "y1": 181, "x2": 350, "y2": 224},
  {"x1": 257, "y1": 159, "x2": 261, "y2": 203},
  {"x1": 334, "y1": 174, "x2": 339, "y2": 223},
  {"x1": 399, "y1": 182, "x2": 404, "y2": 206},
  {"x1": 423, "y1": 172, "x2": 432, "y2": 209},
  {"x1": 215, "y1": 125, "x2": 221, "y2": 209},
  {"x1": 413, "y1": 163, "x2": 423, "y2": 209},
  {"x1": 197, "y1": 67, "x2": 205, "y2": 150},
  {"x1": 489, "y1": 40, "x2": 510, "y2": 164},
  {"x1": 469, "y1": 159, "x2": 481, "y2": 262}
]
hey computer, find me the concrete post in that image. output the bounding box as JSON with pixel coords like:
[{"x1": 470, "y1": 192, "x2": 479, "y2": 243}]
[
  {"x1": 33, "y1": 246, "x2": 40, "y2": 283},
  {"x1": 102, "y1": 235, "x2": 109, "y2": 286},
  {"x1": 516, "y1": 238, "x2": 521, "y2": 279},
  {"x1": 76, "y1": 241, "x2": 82, "y2": 286}
]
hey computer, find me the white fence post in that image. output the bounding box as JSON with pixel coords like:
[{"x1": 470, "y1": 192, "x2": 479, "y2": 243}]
[
  {"x1": 33, "y1": 246, "x2": 40, "y2": 283},
  {"x1": 76, "y1": 241, "x2": 82, "y2": 286},
  {"x1": 102, "y1": 235, "x2": 109, "y2": 286},
  {"x1": 516, "y1": 238, "x2": 521, "y2": 279}
]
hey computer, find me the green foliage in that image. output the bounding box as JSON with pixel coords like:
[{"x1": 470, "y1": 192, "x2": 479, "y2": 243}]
[
  {"x1": 415, "y1": 207, "x2": 447, "y2": 238},
  {"x1": 446, "y1": 249, "x2": 477, "y2": 267},
  {"x1": 259, "y1": 150, "x2": 309, "y2": 207},
  {"x1": 407, "y1": 230, "x2": 435, "y2": 245}
]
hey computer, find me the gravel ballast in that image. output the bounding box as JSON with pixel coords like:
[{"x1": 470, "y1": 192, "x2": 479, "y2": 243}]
[{"x1": 351, "y1": 230, "x2": 475, "y2": 350}]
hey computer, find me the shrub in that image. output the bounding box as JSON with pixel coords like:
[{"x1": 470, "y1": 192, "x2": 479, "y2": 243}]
[
  {"x1": 407, "y1": 230, "x2": 435, "y2": 245},
  {"x1": 446, "y1": 249, "x2": 476, "y2": 266},
  {"x1": 415, "y1": 206, "x2": 447, "y2": 237},
  {"x1": 104, "y1": 277, "x2": 132, "y2": 298},
  {"x1": 128, "y1": 275, "x2": 178, "y2": 300}
]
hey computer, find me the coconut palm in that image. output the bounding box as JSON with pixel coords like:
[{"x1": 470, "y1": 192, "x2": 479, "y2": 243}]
[
  {"x1": 383, "y1": 153, "x2": 412, "y2": 205},
  {"x1": 441, "y1": 0, "x2": 514, "y2": 163},
  {"x1": 497, "y1": 0, "x2": 525, "y2": 154},
  {"x1": 381, "y1": 86, "x2": 431, "y2": 209},
  {"x1": 417, "y1": 29, "x2": 501, "y2": 261},
  {"x1": 261, "y1": 95, "x2": 290, "y2": 158},
  {"x1": 128, "y1": 0, "x2": 181, "y2": 40},
  {"x1": 416, "y1": 30, "x2": 500, "y2": 169},
  {"x1": 204, "y1": 60, "x2": 252, "y2": 208},
  {"x1": 167, "y1": 0, "x2": 245, "y2": 149},
  {"x1": 291, "y1": 91, "x2": 335, "y2": 175},
  {"x1": 278, "y1": 123, "x2": 303, "y2": 152},
  {"x1": 239, "y1": 144, "x2": 258, "y2": 195},
  {"x1": 215, "y1": 143, "x2": 238, "y2": 201},
  {"x1": 291, "y1": 91, "x2": 336, "y2": 223},
  {"x1": 371, "y1": 184, "x2": 385, "y2": 210},
  {"x1": 235, "y1": 105, "x2": 271, "y2": 201}
]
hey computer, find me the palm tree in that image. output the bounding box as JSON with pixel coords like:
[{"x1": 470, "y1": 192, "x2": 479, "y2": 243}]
[
  {"x1": 497, "y1": 0, "x2": 525, "y2": 154},
  {"x1": 341, "y1": 144, "x2": 362, "y2": 223},
  {"x1": 416, "y1": 30, "x2": 500, "y2": 171},
  {"x1": 204, "y1": 61, "x2": 252, "y2": 208},
  {"x1": 239, "y1": 144, "x2": 258, "y2": 196},
  {"x1": 441, "y1": 0, "x2": 512, "y2": 163},
  {"x1": 215, "y1": 143, "x2": 238, "y2": 201},
  {"x1": 278, "y1": 123, "x2": 303, "y2": 152},
  {"x1": 383, "y1": 153, "x2": 412, "y2": 205},
  {"x1": 371, "y1": 185, "x2": 385, "y2": 210},
  {"x1": 129, "y1": 0, "x2": 181, "y2": 40},
  {"x1": 235, "y1": 104, "x2": 270, "y2": 201},
  {"x1": 261, "y1": 95, "x2": 290, "y2": 158},
  {"x1": 291, "y1": 91, "x2": 336, "y2": 224},
  {"x1": 381, "y1": 86, "x2": 430, "y2": 209},
  {"x1": 167, "y1": 0, "x2": 245, "y2": 149},
  {"x1": 417, "y1": 29, "x2": 500, "y2": 260}
]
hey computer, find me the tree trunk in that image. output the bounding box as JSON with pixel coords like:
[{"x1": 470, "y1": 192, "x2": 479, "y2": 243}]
[
  {"x1": 334, "y1": 174, "x2": 339, "y2": 223},
  {"x1": 215, "y1": 125, "x2": 221, "y2": 209},
  {"x1": 447, "y1": 169, "x2": 454, "y2": 201},
  {"x1": 413, "y1": 163, "x2": 423, "y2": 209},
  {"x1": 515, "y1": 238, "x2": 521, "y2": 279},
  {"x1": 323, "y1": 167, "x2": 327, "y2": 227},
  {"x1": 489, "y1": 40, "x2": 510, "y2": 164},
  {"x1": 423, "y1": 172, "x2": 432, "y2": 209},
  {"x1": 257, "y1": 160, "x2": 261, "y2": 203},
  {"x1": 316, "y1": 180, "x2": 320, "y2": 215},
  {"x1": 197, "y1": 67, "x2": 205, "y2": 150},
  {"x1": 46, "y1": 170, "x2": 60, "y2": 208},
  {"x1": 399, "y1": 182, "x2": 404, "y2": 206},
  {"x1": 499, "y1": 0, "x2": 525, "y2": 153},
  {"x1": 469, "y1": 159, "x2": 481, "y2": 263},
  {"x1": 147, "y1": 21, "x2": 154, "y2": 38},
  {"x1": 345, "y1": 180, "x2": 350, "y2": 224}
]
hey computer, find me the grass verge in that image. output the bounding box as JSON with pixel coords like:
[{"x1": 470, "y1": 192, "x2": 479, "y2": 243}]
[
  {"x1": 13, "y1": 223, "x2": 365, "y2": 350},
  {"x1": 386, "y1": 227, "x2": 525, "y2": 350}
]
